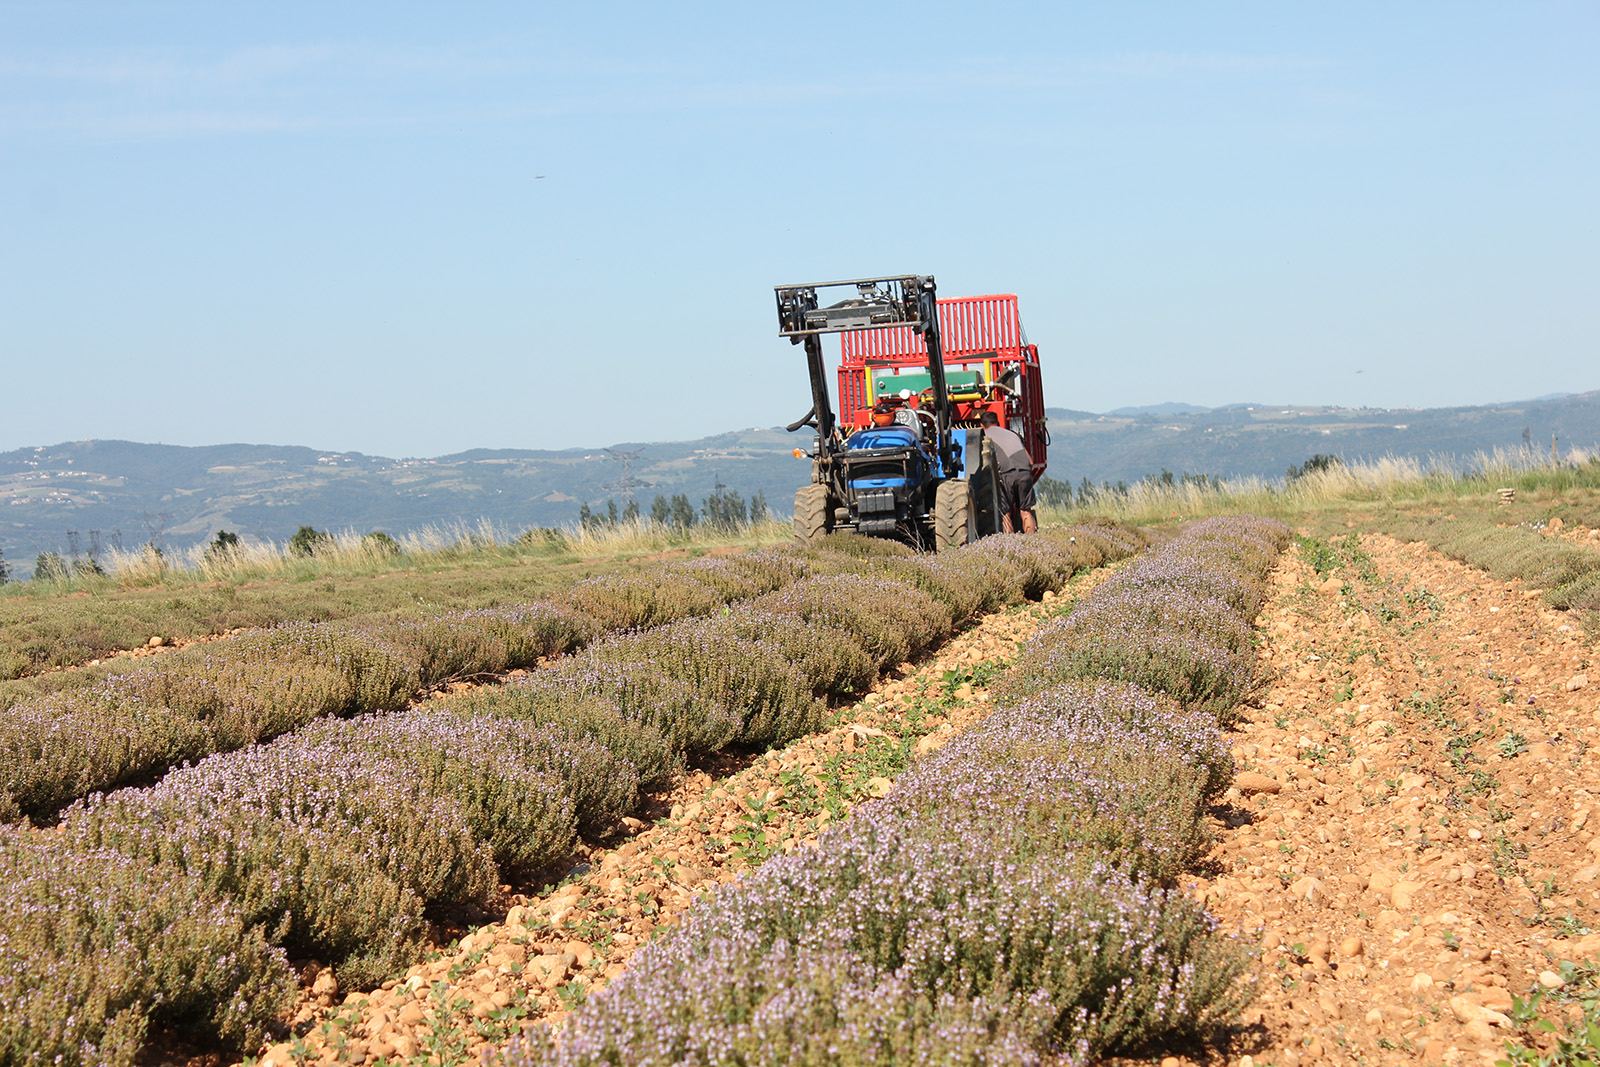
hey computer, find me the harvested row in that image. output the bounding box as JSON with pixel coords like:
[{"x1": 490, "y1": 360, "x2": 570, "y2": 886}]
[
  {"x1": 0, "y1": 526, "x2": 1145, "y2": 1067},
  {"x1": 1385, "y1": 515, "x2": 1600, "y2": 613},
  {"x1": 495, "y1": 516, "x2": 1290, "y2": 1066}
]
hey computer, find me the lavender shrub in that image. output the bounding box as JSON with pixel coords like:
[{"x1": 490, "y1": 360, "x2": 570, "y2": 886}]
[
  {"x1": 500, "y1": 786, "x2": 1248, "y2": 1066},
  {"x1": 590, "y1": 623, "x2": 825, "y2": 748},
  {"x1": 491, "y1": 517, "x2": 1286, "y2": 1066},
  {"x1": 887, "y1": 682, "x2": 1231, "y2": 883},
  {"x1": 442, "y1": 687, "x2": 683, "y2": 789},
  {"x1": 0, "y1": 687, "x2": 207, "y2": 821},
  {"x1": 507, "y1": 657, "x2": 744, "y2": 758},
  {"x1": 0, "y1": 825, "x2": 294, "y2": 1067},
  {"x1": 64, "y1": 737, "x2": 498, "y2": 986},
  {"x1": 703, "y1": 607, "x2": 878, "y2": 699},
  {"x1": 747, "y1": 575, "x2": 953, "y2": 671}
]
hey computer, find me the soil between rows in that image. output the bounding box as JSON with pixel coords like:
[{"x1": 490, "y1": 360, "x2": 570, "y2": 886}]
[{"x1": 1172, "y1": 531, "x2": 1598, "y2": 1067}]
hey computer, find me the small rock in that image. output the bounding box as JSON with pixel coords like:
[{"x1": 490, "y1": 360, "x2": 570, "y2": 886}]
[
  {"x1": 1391, "y1": 881, "x2": 1423, "y2": 910},
  {"x1": 1539, "y1": 970, "x2": 1565, "y2": 989},
  {"x1": 147, "y1": 635, "x2": 165, "y2": 648},
  {"x1": 866, "y1": 776, "x2": 894, "y2": 797},
  {"x1": 1568, "y1": 673, "x2": 1589, "y2": 692},
  {"x1": 1236, "y1": 772, "x2": 1282, "y2": 795},
  {"x1": 1288, "y1": 875, "x2": 1323, "y2": 901},
  {"x1": 311, "y1": 968, "x2": 338, "y2": 1004},
  {"x1": 524, "y1": 953, "x2": 571, "y2": 992},
  {"x1": 1340, "y1": 936, "x2": 1364, "y2": 958}
]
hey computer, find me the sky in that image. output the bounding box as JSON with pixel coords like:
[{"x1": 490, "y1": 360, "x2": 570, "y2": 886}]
[{"x1": 2, "y1": 2, "x2": 1596, "y2": 458}]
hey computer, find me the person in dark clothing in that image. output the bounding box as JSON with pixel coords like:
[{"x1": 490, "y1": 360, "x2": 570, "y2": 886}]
[{"x1": 979, "y1": 410, "x2": 1037, "y2": 534}]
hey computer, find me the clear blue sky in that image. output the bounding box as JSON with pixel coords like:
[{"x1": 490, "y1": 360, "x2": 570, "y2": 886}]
[{"x1": 2, "y1": 2, "x2": 1595, "y2": 458}]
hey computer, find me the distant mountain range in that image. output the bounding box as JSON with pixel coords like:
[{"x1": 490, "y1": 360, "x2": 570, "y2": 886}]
[{"x1": 3, "y1": 391, "x2": 1597, "y2": 577}]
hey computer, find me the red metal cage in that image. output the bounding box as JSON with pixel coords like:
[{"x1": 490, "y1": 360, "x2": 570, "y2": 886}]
[{"x1": 836, "y1": 294, "x2": 1047, "y2": 477}]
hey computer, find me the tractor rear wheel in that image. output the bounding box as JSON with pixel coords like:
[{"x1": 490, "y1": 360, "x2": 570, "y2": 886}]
[
  {"x1": 934, "y1": 479, "x2": 972, "y2": 551},
  {"x1": 794, "y1": 484, "x2": 832, "y2": 546}
]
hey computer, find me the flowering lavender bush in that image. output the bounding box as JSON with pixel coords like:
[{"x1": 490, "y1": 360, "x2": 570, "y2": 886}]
[
  {"x1": 889, "y1": 682, "x2": 1231, "y2": 882},
  {"x1": 371, "y1": 615, "x2": 513, "y2": 686},
  {"x1": 873, "y1": 554, "x2": 1013, "y2": 624},
  {"x1": 491, "y1": 517, "x2": 1285, "y2": 1067},
  {"x1": 591, "y1": 622, "x2": 824, "y2": 748},
  {"x1": 443, "y1": 686, "x2": 683, "y2": 788},
  {"x1": 64, "y1": 737, "x2": 498, "y2": 986},
  {"x1": 291, "y1": 708, "x2": 634, "y2": 868},
  {"x1": 962, "y1": 533, "x2": 1079, "y2": 599},
  {"x1": 503, "y1": 787, "x2": 1248, "y2": 1066},
  {"x1": 802, "y1": 532, "x2": 918, "y2": 560},
  {"x1": 454, "y1": 601, "x2": 600, "y2": 666},
  {"x1": 0, "y1": 687, "x2": 207, "y2": 820},
  {"x1": 998, "y1": 518, "x2": 1289, "y2": 721},
  {"x1": 558, "y1": 573, "x2": 729, "y2": 632},
  {"x1": 508, "y1": 656, "x2": 745, "y2": 758},
  {"x1": 707, "y1": 606, "x2": 879, "y2": 698},
  {"x1": 0, "y1": 825, "x2": 294, "y2": 1067},
  {"x1": 748, "y1": 575, "x2": 954, "y2": 670}
]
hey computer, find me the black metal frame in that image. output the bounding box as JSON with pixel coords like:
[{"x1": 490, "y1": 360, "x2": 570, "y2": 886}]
[{"x1": 775, "y1": 275, "x2": 961, "y2": 539}]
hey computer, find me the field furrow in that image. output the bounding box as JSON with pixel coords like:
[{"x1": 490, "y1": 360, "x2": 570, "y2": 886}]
[{"x1": 1190, "y1": 532, "x2": 1600, "y2": 1066}]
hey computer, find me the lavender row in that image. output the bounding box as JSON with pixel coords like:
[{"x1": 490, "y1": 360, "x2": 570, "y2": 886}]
[
  {"x1": 1000, "y1": 516, "x2": 1291, "y2": 722},
  {"x1": 0, "y1": 527, "x2": 1143, "y2": 1066},
  {"x1": 0, "y1": 544, "x2": 909, "y2": 822},
  {"x1": 495, "y1": 518, "x2": 1288, "y2": 1066}
]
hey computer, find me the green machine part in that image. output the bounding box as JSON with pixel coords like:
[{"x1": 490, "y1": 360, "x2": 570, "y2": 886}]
[{"x1": 871, "y1": 368, "x2": 986, "y2": 402}]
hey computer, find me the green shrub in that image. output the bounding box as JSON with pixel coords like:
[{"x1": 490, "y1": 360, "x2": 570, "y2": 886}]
[
  {"x1": 33, "y1": 552, "x2": 68, "y2": 583},
  {"x1": 288, "y1": 525, "x2": 332, "y2": 557},
  {"x1": 361, "y1": 530, "x2": 401, "y2": 557}
]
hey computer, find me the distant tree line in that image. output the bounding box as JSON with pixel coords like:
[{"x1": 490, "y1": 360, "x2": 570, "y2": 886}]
[{"x1": 578, "y1": 487, "x2": 770, "y2": 533}]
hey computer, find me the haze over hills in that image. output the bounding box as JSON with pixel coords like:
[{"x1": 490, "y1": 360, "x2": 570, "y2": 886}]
[{"x1": 2, "y1": 391, "x2": 1597, "y2": 577}]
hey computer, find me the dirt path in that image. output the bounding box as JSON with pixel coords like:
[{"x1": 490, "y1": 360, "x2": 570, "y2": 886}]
[
  {"x1": 1187, "y1": 532, "x2": 1600, "y2": 1067},
  {"x1": 246, "y1": 567, "x2": 1124, "y2": 1067}
]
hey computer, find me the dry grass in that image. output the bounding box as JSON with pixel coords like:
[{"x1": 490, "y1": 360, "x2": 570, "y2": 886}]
[{"x1": 1041, "y1": 448, "x2": 1600, "y2": 528}]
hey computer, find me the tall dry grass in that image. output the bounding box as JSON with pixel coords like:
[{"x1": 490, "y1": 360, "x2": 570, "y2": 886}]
[
  {"x1": 31, "y1": 518, "x2": 791, "y2": 594},
  {"x1": 1041, "y1": 447, "x2": 1600, "y2": 527}
]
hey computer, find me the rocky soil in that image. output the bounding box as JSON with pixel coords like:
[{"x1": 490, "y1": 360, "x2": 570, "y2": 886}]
[
  {"x1": 230, "y1": 530, "x2": 1600, "y2": 1067},
  {"x1": 1185, "y1": 531, "x2": 1598, "y2": 1067}
]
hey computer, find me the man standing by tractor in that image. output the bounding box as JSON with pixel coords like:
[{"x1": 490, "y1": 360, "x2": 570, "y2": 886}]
[{"x1": 980, "y1": 411, "x2": 1037, "y2": 534}]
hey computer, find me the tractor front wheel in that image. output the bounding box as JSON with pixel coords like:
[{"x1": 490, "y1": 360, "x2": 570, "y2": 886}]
[
  {"x1": 794, "y1": 484, "x2": 832, "y2": 546},
  {"x1": 934, "y1": 479, "x2": 972, "y2": 552}
]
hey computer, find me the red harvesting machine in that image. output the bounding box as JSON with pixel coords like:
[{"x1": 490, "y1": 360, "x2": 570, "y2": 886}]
[{"x1": 834, "y1": 292, "x2": 1049, "y2": 485}]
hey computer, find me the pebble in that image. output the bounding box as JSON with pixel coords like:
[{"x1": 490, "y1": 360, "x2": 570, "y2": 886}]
[{"x1": 1236, "y1": 771, "x2": 1282, "y2": 795}]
